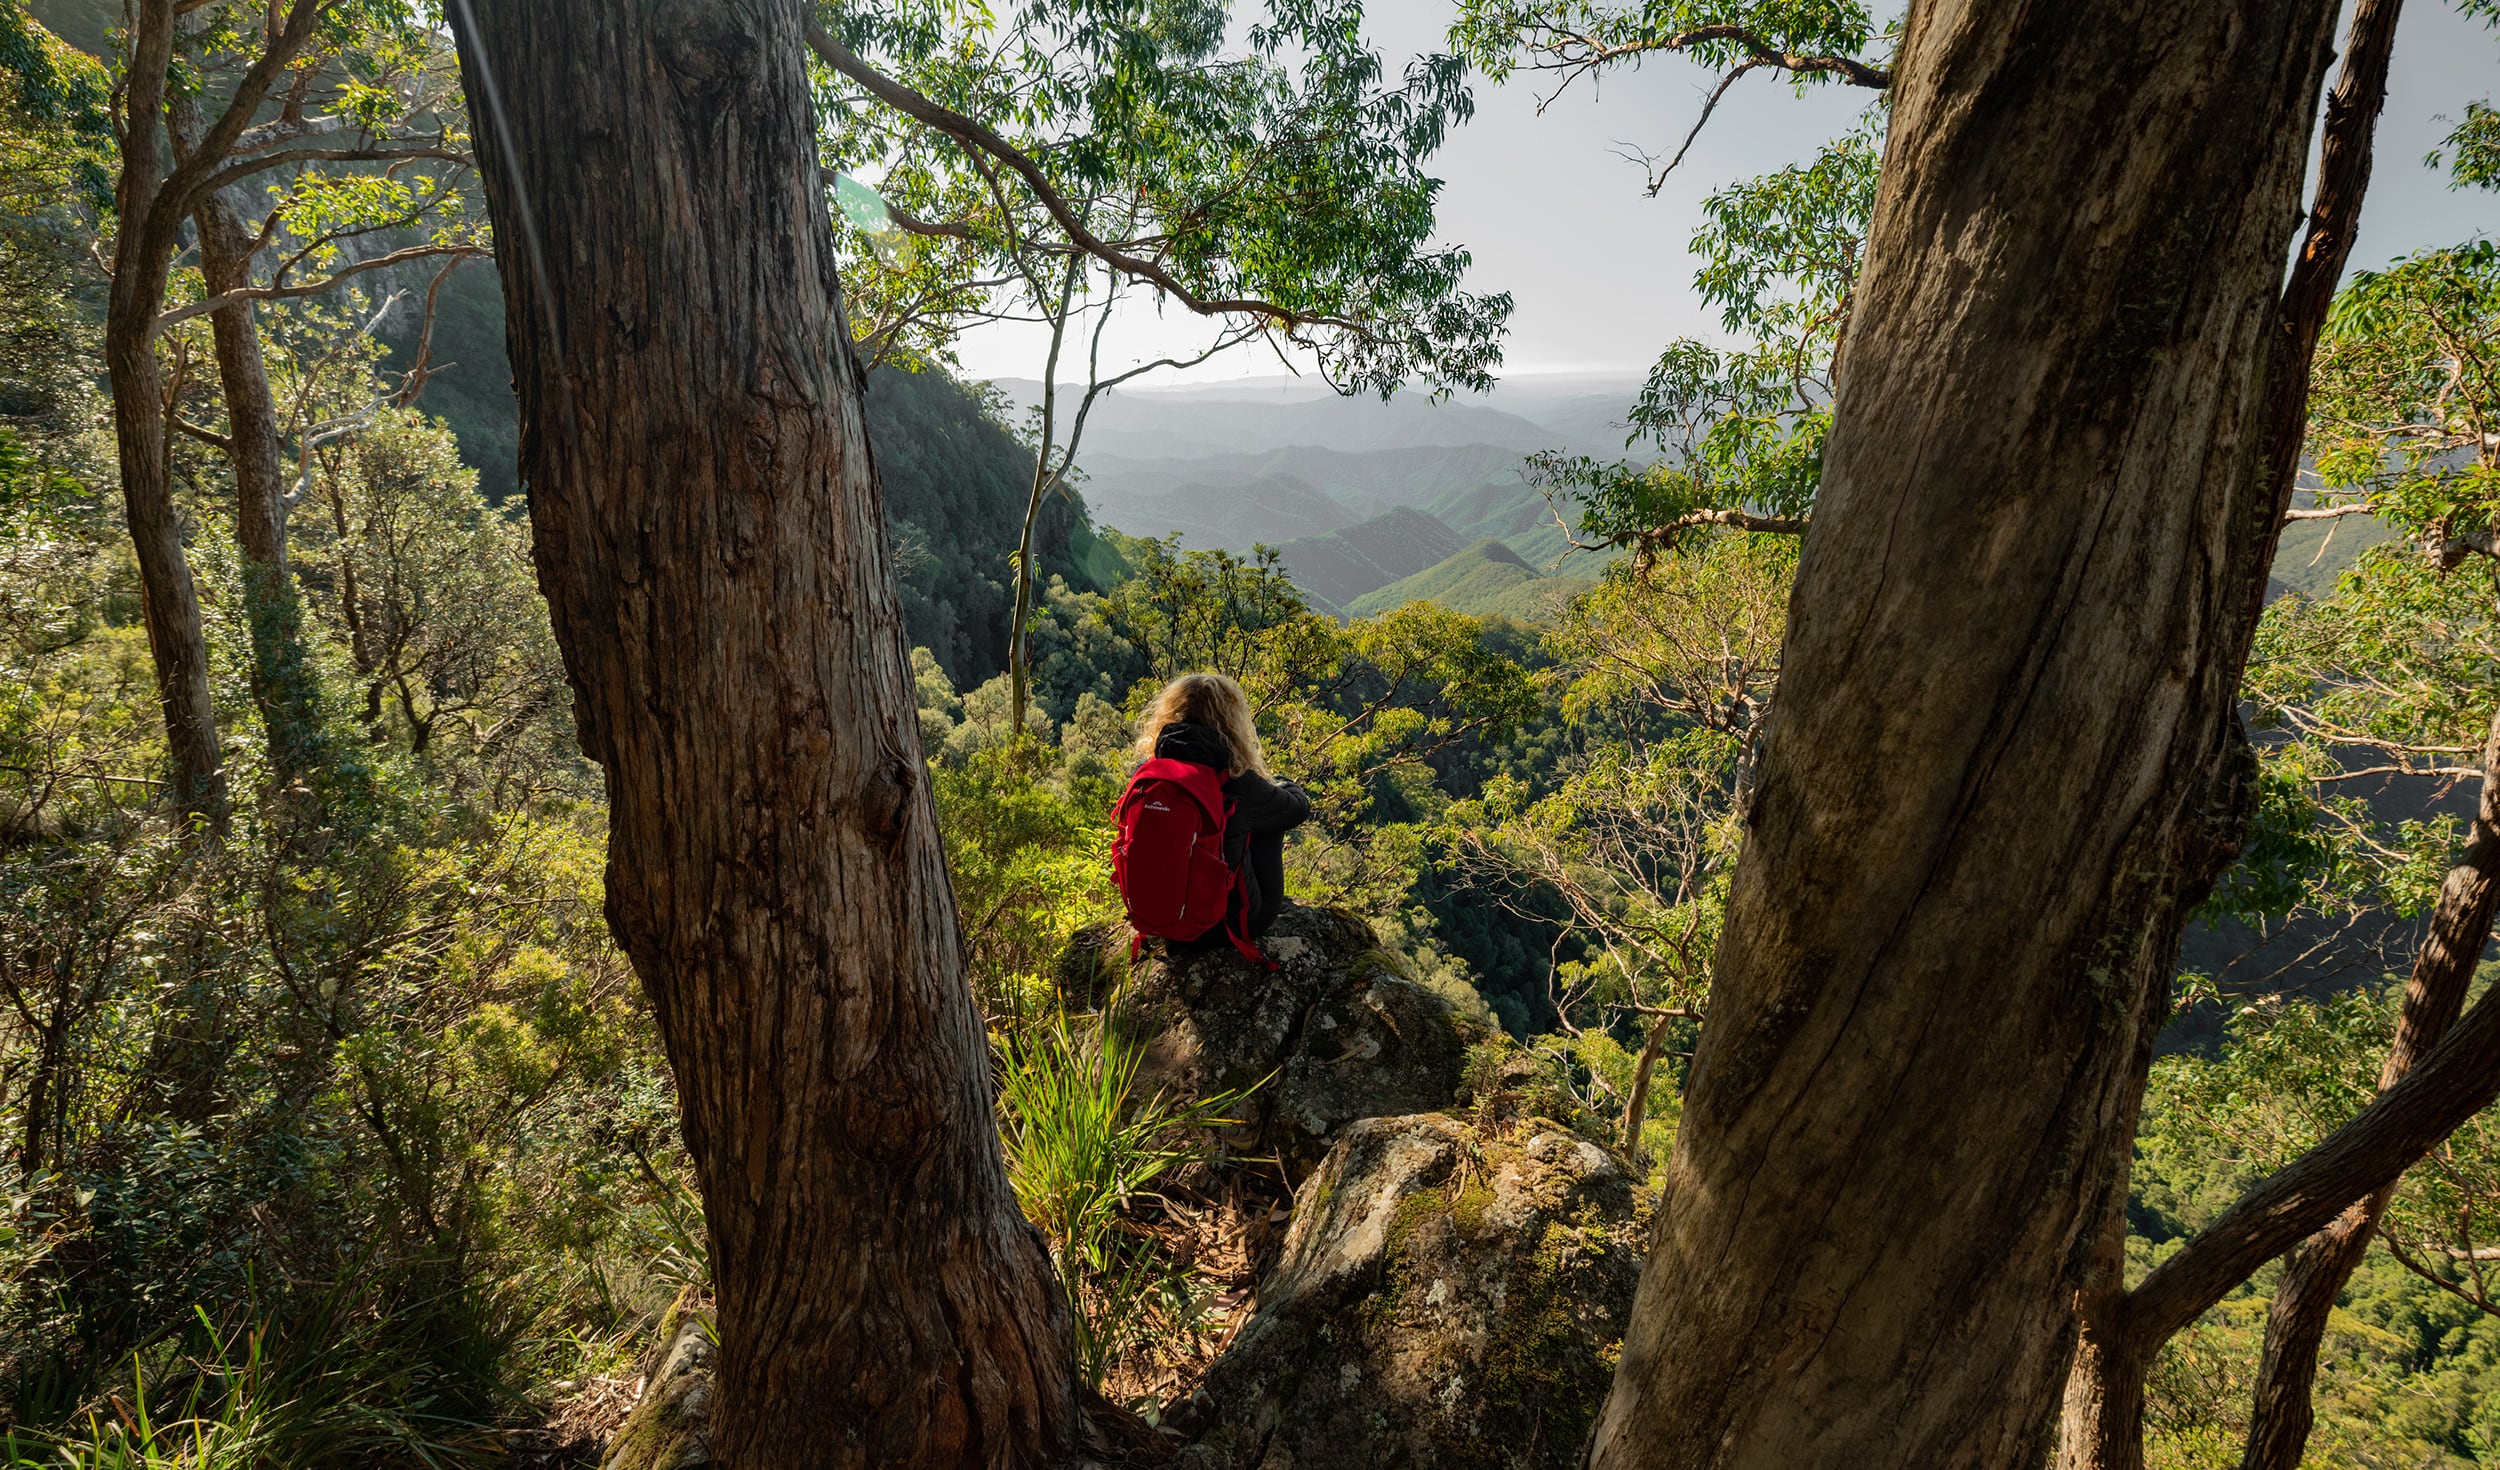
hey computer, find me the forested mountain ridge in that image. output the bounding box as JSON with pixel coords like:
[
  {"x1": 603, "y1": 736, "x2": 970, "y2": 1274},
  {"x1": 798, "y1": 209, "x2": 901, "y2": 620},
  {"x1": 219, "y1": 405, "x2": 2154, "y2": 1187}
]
[
  {"x1": 865, "y1": 369, "x2": 1126, "y2": 687},
  {"x1": 1347, "y1": 538, "x2": 1595, "y2": 621},
  {"x1": 360, "y1": 261, "x2": 1122, "y2": 689},
  {"x1": 1270, "y1": 506, "x2": 1466, "y2": 614},
  {"x1": 10, "y1": 0, "x2": 2500, "y2": 1468},
  {"x1": 1059, "y1": 393, "x2": 1628, "y2": 613}
]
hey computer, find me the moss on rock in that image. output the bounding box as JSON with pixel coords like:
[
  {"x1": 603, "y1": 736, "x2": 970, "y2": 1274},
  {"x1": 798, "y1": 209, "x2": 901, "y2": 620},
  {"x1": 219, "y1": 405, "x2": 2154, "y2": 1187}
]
[
  {"x1": 1173, "y1": 1113, "x2": 1648, "y2": 1470},
  {"x1": 1068, "y1": 903, "x2": 1482, "y2": 1160},
  {"x1": 599, "y1": 1297, "x2": 714, "y2": 1470}
]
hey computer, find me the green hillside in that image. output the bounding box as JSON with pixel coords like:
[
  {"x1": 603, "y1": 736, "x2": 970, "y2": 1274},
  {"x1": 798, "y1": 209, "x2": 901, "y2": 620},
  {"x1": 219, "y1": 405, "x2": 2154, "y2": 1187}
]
[
  {"x1": 865, "y1": 367, "x2": 1126, "y2": 686},
  {"x1": 1274, "y1": 505, "x2": 1467, "y2": 614},
  {"x1": 1347, "y1": 538, "x2": 1596, "y2": 622},
  {"x1": 2268, "y1": 511, "x2": 2402, "y2": 599},
  {"x1": 365, "y1": 264, "x2": 1116, "y2": 687}
]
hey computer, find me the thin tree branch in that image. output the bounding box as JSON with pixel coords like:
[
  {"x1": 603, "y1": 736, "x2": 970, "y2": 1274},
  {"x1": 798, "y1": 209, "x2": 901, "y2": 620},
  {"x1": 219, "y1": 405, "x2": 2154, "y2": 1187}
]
[
  {"x1": 394, "y1": 254, "x2": 467, "y2": 408},
  {"x1": 2379, "y1": 1232, "x2": 2500, "y2": 1316},
  {"x1": 170, "y1": 416, "x2": 231, "y2": 451},
  {"x1": 1643, "y1": 61, "x2": 1759, "y2": 194},
  {"x1": 155, "y1": 0, "x2": 333, "y2": 222},
  {"x1": 2240, "y1": 0, "x2": 2406, "y2": 630},
  {"x1": 152, "y1": 243, "x2": 484, "y2": 336},
  {"x1": 806, "y1": 25, "x2": 1365, "y2": 336},
  {"x1": 2128, "y1": 945, "x2": 2500, "y2": 1342},
  {"x1": 187, "y1": 144, "x2": 472, "y2": 212},
  {"x1": 1518, "y1": 21, "x2": 1892, "y2": 89}
]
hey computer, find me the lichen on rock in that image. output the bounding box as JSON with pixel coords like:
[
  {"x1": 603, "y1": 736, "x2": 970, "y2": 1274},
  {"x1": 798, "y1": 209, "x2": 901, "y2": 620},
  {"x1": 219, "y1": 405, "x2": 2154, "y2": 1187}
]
[
  {"x1": 1060, "y1": 903, "x2": 1483, "y2": 1159},
  {"x1": 1169, "y1": 1111, "x2": 1648, "y2": 1470},
  {"x1": 599, "y1": 1295, "x2": 715, "y2": 1470}
]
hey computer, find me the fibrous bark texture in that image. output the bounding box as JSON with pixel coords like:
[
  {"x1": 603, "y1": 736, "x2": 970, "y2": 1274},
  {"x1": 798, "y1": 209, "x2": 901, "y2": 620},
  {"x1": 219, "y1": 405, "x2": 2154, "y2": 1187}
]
[
  {"x1": 1584, "y1": 2, "x2": 2340, "y2": 1465},
  {"x1": 2052, "y1": 2, "x2": 2412, "y2": 1463},
  {"x1": 107, "y1": 0, "x2": 225, "y2": 828},
  {"x1": 446, "y1": 2, "x2": 1077, "y2": 1464},
  {"x1": 192, "y1": 165, "x2": 322, "y2": 784}
]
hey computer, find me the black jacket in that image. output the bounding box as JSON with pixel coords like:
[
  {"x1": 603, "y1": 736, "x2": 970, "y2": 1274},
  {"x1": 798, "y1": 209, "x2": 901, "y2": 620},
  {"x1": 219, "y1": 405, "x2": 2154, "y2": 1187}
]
[{"x1": 1152, "y1": 721, "x2": 1310, "y2": 862}]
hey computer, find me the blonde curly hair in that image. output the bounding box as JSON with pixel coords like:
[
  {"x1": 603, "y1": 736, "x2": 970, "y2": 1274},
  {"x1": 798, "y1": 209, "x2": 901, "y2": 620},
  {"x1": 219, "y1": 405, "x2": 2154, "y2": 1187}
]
[{"x1": 1133, "y1": 673, "x2": 1269, "y2": 778}]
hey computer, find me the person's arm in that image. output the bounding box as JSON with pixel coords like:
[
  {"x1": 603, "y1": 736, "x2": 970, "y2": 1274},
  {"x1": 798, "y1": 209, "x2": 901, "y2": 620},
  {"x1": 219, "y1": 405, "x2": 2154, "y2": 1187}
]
[{"x1": 1226, "y1": 770, "x2": 1311, "y2": 833}]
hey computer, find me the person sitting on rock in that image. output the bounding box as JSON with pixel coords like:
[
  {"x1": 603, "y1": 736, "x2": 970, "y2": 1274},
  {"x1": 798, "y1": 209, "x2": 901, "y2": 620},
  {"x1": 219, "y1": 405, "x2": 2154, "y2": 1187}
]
[{"x1": 1131, "y1": 672, "x2": 1311, "y2": 943}]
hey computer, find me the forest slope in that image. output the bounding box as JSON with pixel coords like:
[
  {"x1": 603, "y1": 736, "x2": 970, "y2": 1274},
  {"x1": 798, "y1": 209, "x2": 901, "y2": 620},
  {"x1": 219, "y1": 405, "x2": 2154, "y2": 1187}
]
[
  {"x1": 367, "y1": 262, "x2": 1119, "y2": 688},
  {"x1": 1045, "y1": 377, "x2": 1626, "y2": 613},
  {"x1": 1346, "y1": 538, "x2": 1595, "y2": 621}
]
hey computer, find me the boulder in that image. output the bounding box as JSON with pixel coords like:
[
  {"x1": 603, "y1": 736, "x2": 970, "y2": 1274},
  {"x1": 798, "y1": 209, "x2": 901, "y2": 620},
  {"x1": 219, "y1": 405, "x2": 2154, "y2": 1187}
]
[
  {"x1": 1171, "y1": 1112, "x2": 1648, "y2": 1470},
  {"x1": 1062, "y1": 904, "x2": 1482, "y2": 1158},
  {"x1": 600, "y1": 1297, "x2": 714, "y2": 1470}
]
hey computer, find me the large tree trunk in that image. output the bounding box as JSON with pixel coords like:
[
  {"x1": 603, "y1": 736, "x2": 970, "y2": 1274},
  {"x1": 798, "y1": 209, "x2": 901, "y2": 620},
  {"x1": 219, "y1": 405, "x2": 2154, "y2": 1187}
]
[
  {"x1": 2059, "y1": 1303, "x2": 2151, "y2": 1470},
  {"x1": 2236, "y1": 707, "x2": 2500, "y2": 1470},
  {"x1": 445, "y1": 3, "x2": 1079, "y2": 1466},
  {"x1": 192, "y1": 190, "x2": 289, "y2": 577},
  {"x1": 107, "y1": 0, "x2": 226, "y2": 830},
  {"x1": 2234, "y1": 1212, "x2": 2374, "y2": 1469},
  {"x1": 1584, "y1": 3, "x2": 2339, "y2": 1465},
  {"x1": 187, "y1": 125, "x2": 323, "y2": 786},
  {"x1": 2051, "y1": 4, "x2": 2411, "y2": 1463}
]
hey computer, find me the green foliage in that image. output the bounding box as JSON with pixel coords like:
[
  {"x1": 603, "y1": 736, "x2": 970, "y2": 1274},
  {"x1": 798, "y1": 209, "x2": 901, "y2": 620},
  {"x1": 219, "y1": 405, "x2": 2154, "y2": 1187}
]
[
  {"x1": 157, "y1": 0, "x2": 481, "y2": 316},
  {"x1": 2194, "y1": 232, "x2": 2500, "y2": 1014},
  {"x1": 1441, "y1": 535, "x2": 1788, "y2": 1049},
  {"x1": 0, "y1": 5, "x2": 107, "y2": 206},
  {"x1": 994, "y1": 1016, "x2": 1246, "y2": 1391},
  {"x1": 1536, "y1": 118, "x2": 1878, "y2": 551},
  {"x1": 2429, "y1": 2, "x2": 2500, "y2": 194},
  {"x1": 2441, "y1": 102, "x2": 2500, "y2": 193},
  {"x1": 2307, "y1": 240, "x2": 2500, "y2": 542},
  {"x1": 0, "y1": 233, "x2": 685, "y2": 1444},
  {"x1": 819, "y1": 0, "x2": 1510, "y2": 394},
  {"x1": 1449, "y1": 0, "x2": 1883, "y2": 86},
  {"x1": 2132, "y1": 980, "x2": 2500, "y2": 1467},
  {"x1": 2223, "y1": 543, "x2": 2499, "y2": 948},
  {"x1": 1, "y1": 1295, "x2": 503, "y2": 1469},
  {"x1": 931, "y1": 743, "x2": 1122, "y2": 1021}
]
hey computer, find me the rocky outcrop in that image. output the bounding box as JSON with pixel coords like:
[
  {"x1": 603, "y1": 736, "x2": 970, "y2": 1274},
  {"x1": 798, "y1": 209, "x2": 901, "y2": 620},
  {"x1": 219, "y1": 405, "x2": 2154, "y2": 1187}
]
[
  {"x1": 582, "y1": 917, "x2": 1638, "y2": 1470},
  {"x1": 1060, "y1": 904, "x2": 1482, "y2": 1159},
  {"x1": 1169, "y1": 1112, "x2": 1648, "y2": 1470},
  {"x1": 599, "y1": 1297, "x2": 714, "y2": 1470}
]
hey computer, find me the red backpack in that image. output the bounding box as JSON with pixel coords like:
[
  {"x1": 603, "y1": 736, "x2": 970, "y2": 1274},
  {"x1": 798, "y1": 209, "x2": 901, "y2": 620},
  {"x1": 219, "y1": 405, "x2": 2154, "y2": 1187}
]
[{"x1": 1113, "y1": 758, "x2": 1265, "y2": 964}]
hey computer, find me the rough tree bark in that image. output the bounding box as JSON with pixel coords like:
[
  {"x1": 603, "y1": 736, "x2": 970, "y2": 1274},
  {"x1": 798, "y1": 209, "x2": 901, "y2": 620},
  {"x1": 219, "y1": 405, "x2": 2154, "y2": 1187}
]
[
  {"x1": 1584, "y1": 2, "x2": 2342, "y2": 1465},
  {"x1": 445, "y1": 2, "x2": 1078, "y2": 1465},
  {"x1": 183, "y1": 111, "x2": 323, "y2": 785},
  {"x1": 2053, "y1": 3, "x2": 2412, "y2": 1464},
  {"x1": 2239, "y1": 711, "x2": 2500, "y2": 1470},
  {"x1": 104, "y1": 0, "x2": 334, "y2": 827},
  {"x1": 107, "y1": 0, "x2": 227, "y2": 829}
]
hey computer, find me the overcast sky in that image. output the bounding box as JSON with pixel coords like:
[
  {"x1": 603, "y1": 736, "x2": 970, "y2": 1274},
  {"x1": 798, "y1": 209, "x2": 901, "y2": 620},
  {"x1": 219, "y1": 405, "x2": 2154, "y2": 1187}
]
[{"x1": 946, "y1": 1, "x2": 2500, "y2": 388}]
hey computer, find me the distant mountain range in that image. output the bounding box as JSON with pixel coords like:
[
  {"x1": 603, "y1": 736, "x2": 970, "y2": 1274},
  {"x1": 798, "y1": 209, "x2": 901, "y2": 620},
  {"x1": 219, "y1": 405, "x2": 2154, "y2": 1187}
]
[
  {"x1": 991, "y1": 374, "x2": 1639, "y2": 618},
  {"x1": 990, "y1": 374, "x2": 1633, "y2": 462},
  {"x1": 1348, "y1": 539, "x2": 1598, "y2": 623},
  {"x1": 1273, "y1": 507, "x2": 1466, "y2": 616}
]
